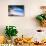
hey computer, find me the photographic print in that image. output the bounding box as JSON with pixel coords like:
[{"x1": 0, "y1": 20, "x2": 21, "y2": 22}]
[{"x1": 8, "y1": 5, "x2": 24, "y2": 16}]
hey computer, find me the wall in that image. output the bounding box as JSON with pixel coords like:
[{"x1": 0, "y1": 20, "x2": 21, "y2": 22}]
[{"x1": 0, "y1": 0, "x2": 46, "y2": 37}]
